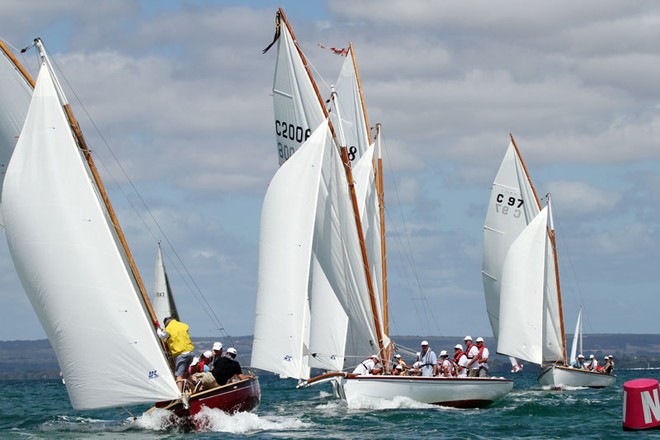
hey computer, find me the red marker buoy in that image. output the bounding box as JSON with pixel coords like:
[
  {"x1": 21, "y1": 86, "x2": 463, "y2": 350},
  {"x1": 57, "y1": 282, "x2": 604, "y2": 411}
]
[{"x1": 623, "y1": 378, "x2": 660, "y2": 430}]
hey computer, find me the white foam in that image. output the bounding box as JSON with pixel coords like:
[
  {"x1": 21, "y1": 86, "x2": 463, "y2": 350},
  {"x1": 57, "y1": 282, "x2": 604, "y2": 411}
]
[
  {"x1": 135, "y1": 407, "x2": 310, "y2": 434},
  {"x1": 134, "y1": 408, "x2": 175, "y2": 431},
  {"x1": 346, "y1": 395, "x2": 439, "y2": 411},
  {"x1": 192, "y1": 407, "x2": 309, "y2": 433}
]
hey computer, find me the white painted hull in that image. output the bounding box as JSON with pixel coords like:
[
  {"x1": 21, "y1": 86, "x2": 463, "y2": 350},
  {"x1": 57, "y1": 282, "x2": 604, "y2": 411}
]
[
  {"x1": 537, "y1": 365, "x2": 616, "y2": 388},
  {"x1": 339, "y1": 375, "x2": 513, "y2": 408}
]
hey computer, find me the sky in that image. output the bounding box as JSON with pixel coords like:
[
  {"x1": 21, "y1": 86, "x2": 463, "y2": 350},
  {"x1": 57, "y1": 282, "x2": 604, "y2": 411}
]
[{"x1": 0, "y1": 0, "x2": 659, "y2": 342}]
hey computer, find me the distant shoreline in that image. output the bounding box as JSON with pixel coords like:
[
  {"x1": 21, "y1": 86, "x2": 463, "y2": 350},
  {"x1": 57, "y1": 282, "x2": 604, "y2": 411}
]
[{"x1": 2, "y1": 334, "x2": 660, "y2": 380}]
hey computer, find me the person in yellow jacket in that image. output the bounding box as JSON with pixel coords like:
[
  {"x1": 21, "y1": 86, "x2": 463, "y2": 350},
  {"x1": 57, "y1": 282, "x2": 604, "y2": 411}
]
[{"x1": 158, "y1": 317, "x2": 195, "y2": 392}]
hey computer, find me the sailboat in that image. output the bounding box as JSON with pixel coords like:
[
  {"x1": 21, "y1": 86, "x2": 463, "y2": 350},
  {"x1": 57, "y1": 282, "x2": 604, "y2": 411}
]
[
  {"x1": 152, "y1": 242, "x2": 180, "y2": 326},
  {"x1": 252, "y1": 9, "x2": 513, "y2": 408},
  {"x1": 1, "y1": 38, "x2": 260, "y2": 427},
  {"x1": 488, "y1": 136, "x2": 615, "y2": 388}
]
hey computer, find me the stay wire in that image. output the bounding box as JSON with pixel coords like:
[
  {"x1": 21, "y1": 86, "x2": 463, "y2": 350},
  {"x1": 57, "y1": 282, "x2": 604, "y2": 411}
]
[{"x1": 44, "y1": 52, "x2": 232, "y2": 341}]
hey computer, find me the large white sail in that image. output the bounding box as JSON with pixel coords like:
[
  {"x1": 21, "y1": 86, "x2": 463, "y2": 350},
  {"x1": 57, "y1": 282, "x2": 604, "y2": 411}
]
[
  {"x1": 0, "y1": 42, "x2": 32, "y2": 208},
  {"x1": 498, "y1": 206, "x2": 565, "y2": 365},
  {"x1": 2, "y1": 59, "x2": 179, "y2": 409},
  {"x1": 272, "y1": 11, "x2": 326, "y2": 165},
  {"x1": 252, "y1": 120, "x2": 331, "y2": 379},
  {"x1": 152, "y1": 243, "x2": 179, "y2": 327}
]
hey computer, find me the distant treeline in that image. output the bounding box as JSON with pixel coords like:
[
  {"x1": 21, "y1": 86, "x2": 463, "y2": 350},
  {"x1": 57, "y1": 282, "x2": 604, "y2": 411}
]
[{"x1": 2, "y1": 335, "x2": 660, "y2": 380}]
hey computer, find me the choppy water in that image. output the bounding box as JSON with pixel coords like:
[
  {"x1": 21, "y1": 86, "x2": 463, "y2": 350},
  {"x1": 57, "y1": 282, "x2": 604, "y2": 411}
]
[{"x1": 1, "y1": 369, "x2": 658, "y2": 439}]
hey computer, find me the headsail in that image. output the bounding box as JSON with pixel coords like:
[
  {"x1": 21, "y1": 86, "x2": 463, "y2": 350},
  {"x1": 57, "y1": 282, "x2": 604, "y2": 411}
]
[
  {"x1": 2, "y1": 42, "x2": 179, "y2": 409},
  {"x1": 153, "y1": 242, "x2": 180, "y2": 326},
  {"x1": 497, "y1": 203, "x2": 565, "y2": 365},
  {"x1": 252, "y1": 120, "x2": 332, "y2": 379}
]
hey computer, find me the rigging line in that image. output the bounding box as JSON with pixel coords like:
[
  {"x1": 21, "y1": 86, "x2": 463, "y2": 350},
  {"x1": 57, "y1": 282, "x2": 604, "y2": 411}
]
[
  {"x1": 45, "y1": 55, "x2": 231, "y2": 338},
  {"x1": 382, "y1": 146, "x2": 442, "y2": 337},
  {"x1": 546, "y1": 196, "x2": 591, "y2": 332}
]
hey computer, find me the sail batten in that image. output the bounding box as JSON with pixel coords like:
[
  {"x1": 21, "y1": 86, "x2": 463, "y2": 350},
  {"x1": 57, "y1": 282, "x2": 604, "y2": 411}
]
[{"x1": 2, "y1": 56, "x2": 179, "y2": 409}]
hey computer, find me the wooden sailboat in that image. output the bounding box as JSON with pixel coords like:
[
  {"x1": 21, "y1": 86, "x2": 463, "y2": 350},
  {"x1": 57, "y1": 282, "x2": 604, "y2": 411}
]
[
  {"x1": 490, "y1": 136, "x2": 615, "y2": 388},
  {"x1": 1, "y1": 39, "x2": 259, "y2": 428},
  {"x1": 252, "y1": 9, "x2": 513, "y2": 408}
]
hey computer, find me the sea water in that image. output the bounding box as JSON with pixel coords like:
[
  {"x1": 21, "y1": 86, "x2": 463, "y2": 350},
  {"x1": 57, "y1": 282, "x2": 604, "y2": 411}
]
[{"x1": 1, "y1": 369, "x2": 658, "y2": 439}]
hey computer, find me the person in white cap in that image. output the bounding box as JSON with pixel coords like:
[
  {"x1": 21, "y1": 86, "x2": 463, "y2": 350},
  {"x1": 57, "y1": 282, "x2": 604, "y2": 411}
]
[
  {"x1": 391, "y1": 353, "x2": 408, "y2": 374},
  {"x1": 603, "y1": 355, "x2": 614, "y2": 374},
  {"x1": 352, "y1": 355, "x2": 381, "y2": 375},
  {"x1": 189, "y1": 350, "x2": 220, "y2": 391},
  {"x1": 210, "y1": 341, "x2": 224, "y2": 370},
  {"x1": 438, "y1": 350, "x2": 453, "y2": 377},
  {"x1": 586, "y1": 354, "x2": 598, "y2": 371},
  {"x1": 471, "y1": 337, "x2": 490, "y2": 377},
  {"x1": 211, "y1": 347, "x2": 252, "y2": 386},
  {"x1": 452, "y1": 344, "x2": 468, "y2": 377},
  {"x1": 571, "y1": 354, "x2": 585, "y2": 369},
  {"x1": 463, "y1": 336, "x2": 479, "y2": 377},
  {"x1": 418, "y1": 340, "x2": 438, "y2": 377}
]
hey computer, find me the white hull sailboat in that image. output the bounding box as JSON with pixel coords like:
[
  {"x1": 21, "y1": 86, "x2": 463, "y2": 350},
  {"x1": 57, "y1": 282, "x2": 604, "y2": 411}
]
[
  {"x1": 252, "y1": 9, "x2": 512, "y2": 408},
  {"x1": 490, "y1": 136, "x2": 615, "y2": 389},
  {"x1": 2, "y1": 39, "x2": 259, "y2": 428},
  {"x1": 538, "y1": 365, "x2": 615, "y2": 388},
  {"x1": 339, "y1": 375, "x2": 513, "y2": 408}
]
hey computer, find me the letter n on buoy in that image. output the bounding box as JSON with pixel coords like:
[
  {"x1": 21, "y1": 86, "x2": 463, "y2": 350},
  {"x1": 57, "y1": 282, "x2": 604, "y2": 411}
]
[{"x1": 623, "y1": 378, "x2": 660, "y2": 430}]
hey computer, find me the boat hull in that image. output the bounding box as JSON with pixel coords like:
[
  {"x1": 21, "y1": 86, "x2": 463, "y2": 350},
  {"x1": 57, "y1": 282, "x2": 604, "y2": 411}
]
[
  {"x1": 537, "y1": 365, "x2": 616, "y2": 388},
  {"x1": 339, "y1": 375, "x2": 513, "y2": 408},
  {"x1": 153, "y1": 376, "x2": 261, "y2": 430}
]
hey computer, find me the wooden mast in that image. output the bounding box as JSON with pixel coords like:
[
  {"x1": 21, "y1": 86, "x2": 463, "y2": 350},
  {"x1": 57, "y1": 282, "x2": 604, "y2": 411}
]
[
  {"x1": 0, "y1": 40, "x2": 35, "y2": 87},
  {"x1": 547, "y1": 196, "x2": 568, "y2": 364},
  {"x1": 33, "y1": 39, "x2": 162, "y2": 330},
  {"x1": 349, "y1": 43, "x2": 388, "y2": 335},
  {"x1": 375, "y1": 124, "x2": 389, "y2": 335},
  {"x1": 509, "y1": 133, "x2": 541, "y2": 209},
  {"x1": 349, "y1": 42, "x2": 371, "y2": 147}
]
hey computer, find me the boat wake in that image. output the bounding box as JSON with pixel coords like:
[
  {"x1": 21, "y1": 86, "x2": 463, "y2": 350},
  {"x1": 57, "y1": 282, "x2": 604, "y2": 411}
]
[
  {"x1": 135, "y1": 407, "x2": 309, "y2": 433},
  {"x1": 345, "y1": 395, "x2": 443, "y2": 411}
]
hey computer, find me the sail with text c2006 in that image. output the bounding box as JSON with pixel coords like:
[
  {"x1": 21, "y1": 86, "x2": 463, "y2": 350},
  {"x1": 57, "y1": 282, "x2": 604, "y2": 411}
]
[{"x1": 272, "y1": 13, "x2": 325, "y2": 165}]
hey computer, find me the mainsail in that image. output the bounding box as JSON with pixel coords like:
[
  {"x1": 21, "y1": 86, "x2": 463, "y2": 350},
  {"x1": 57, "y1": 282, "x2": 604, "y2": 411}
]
[
  {"x1": 270, "y1": 9, "x2": 326, "y2": 165},
  {"x1": 332, "y1": 43, "x2": 371, "y2": 164},
  {"x1": 482, "y1": 139, "x2": 540, "y2": 345},
  {"x1": 2, "y1": 40, "x2": 179, "y2": 409},
  {"x1": 153, "y1": 242, "x2": 180, "y2": 326}
]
